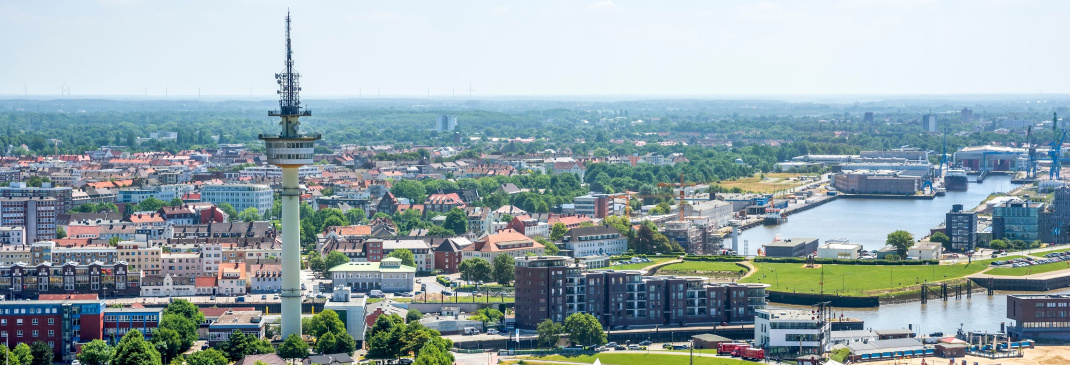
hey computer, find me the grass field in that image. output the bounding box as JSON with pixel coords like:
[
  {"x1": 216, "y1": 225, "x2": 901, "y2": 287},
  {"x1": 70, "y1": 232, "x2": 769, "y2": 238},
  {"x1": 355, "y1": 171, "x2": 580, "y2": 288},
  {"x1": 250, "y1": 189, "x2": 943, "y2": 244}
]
[
  {"x1": 658, "y1": 261, "x2": 749, "y2": 276},
  {"x1": 715, "y1": 173, "x2": 816, "y2": 194},
  {"x1": 513, "y1": 353, "x2": 761, "y2": 365},
  {"x1": 986, "y1": 260, "x2": 1070, "y2": 276},
  {"x1": 609, "y1": 257, "x2": 675, "y2": 271},
  {"x1": 739, "y1": 259, "x2": 1007, "y2": 296}
]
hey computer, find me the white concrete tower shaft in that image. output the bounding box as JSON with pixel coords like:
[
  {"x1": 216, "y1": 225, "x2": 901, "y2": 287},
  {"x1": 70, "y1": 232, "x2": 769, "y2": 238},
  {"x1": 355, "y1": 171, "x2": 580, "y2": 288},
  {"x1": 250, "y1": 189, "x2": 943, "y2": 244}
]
[{"x1": 259, "y1": 12, "x2": 320, "y2": 340}]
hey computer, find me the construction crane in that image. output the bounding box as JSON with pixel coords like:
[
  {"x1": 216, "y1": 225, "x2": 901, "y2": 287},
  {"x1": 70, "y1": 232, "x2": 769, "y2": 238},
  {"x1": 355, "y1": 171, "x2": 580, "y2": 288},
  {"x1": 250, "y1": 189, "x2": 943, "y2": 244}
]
[{"x1": 656, "y1": 173, "x2": 698, "y2": 222}]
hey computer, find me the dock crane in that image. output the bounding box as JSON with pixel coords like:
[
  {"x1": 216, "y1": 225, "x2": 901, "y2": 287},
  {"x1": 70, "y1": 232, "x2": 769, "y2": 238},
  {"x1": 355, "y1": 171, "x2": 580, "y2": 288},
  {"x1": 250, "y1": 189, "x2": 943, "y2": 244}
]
[
  {"x1": 938, "y1": 128, "x2": 949, "y2": 176},
  {"x1": 1050, "y1": 112, "x2": 1068, "y2": 181},
  {"x1": 1027, "y1": 125, "x2": 1038, "y2": 179}
]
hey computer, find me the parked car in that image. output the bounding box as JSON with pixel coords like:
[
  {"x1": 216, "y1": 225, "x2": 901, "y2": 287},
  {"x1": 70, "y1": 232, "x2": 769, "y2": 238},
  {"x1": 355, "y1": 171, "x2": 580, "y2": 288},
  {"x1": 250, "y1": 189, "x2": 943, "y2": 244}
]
[
  {"x1": 273, "y1": 294, "x2": 279, "y2": 299},
  {"x1": 487, "y1": 329, "x2": 499, "y2": 335},
  {"x1": 398, "y1": 359, "x2": 414, "y2": 365},
  {"x1": 614, "y1": 345, "x2": 626, "y2": 351},
  {"x1": 369, "y1": 290, "x2": 385, "y2": 298},
  {"x1": 442, "y1": 290, "x2": 454, "y2": 296},
  {"x1": 395, "y1": 291, "x2": 413, "y2": 297},
  {"x1": 606, "y1": 342, "x2": 617, "y2": 348},
  {"x1": 627, "y1": 345, "x2": 639, "y2": 350},
  {"x1": 261, "y1": 295, "x2": 267, "y2": 300},
  {"x1": 639, "y1": 340, "x2": 652, "y2": 346},
  {"x1": 662, "y1": 343, "x2": 674, "y2": 349}
]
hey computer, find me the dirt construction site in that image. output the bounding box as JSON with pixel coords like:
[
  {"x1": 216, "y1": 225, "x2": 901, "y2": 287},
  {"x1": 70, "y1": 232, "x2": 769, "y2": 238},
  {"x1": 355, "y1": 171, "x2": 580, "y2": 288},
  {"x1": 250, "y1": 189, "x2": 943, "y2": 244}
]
[{"x1": 860, "y1": 346, "x2": 1070, "y2": 365}]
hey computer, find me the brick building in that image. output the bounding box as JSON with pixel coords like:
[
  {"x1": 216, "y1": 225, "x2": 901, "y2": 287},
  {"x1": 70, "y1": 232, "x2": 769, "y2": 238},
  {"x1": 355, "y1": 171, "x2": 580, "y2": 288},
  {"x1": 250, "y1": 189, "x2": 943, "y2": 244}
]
[
  {"x1": 1007, "y1": 294, "x2": 1070, "y2": 342},
  {"x1": 833, "y1": 171, "x2": 920, "y2": 195},
  {"x1": 0, "y1": 298, "x2": 105, "y2": 361},
  {"x1": 513, "y1": 256, "x2": 769, "y2": 330}
]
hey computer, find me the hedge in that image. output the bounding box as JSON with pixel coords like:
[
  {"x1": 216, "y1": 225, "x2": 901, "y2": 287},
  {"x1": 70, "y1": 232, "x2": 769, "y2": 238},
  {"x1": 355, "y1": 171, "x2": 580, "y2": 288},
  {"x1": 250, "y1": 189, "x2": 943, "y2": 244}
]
[
  {"x1": 436, "y1": 275, "x2": 451, "y2": 286},
  {"x1": 682, "y1": 256, "x2": 746, "y2": 262},
  {"x1": 753, "y1": 257, "x2": 939, "y2": 265}
]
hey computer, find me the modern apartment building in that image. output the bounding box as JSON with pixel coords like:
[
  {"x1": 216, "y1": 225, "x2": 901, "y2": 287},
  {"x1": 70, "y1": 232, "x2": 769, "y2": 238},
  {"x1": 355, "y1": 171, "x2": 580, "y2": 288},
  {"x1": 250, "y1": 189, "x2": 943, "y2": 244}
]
[
  {"x1": 573, "y1": 194, "x2": 612, "y2": 218},
  {"x1": 558, "y1": 226, "x2": 628, "y2": 257},
  {"x1": 755, "y1": 309, "x2": 831, "y2": 358},
  {"x1": 199, "y1": 184, "x2": 273, "y2": 213},
  {"x1": 0, "y1": 197, "x2": 57, "y2": 243},
  {"x1": 0, "y1": 227, "x2": 25, "y2": 246},
  {"x1": 0, "y1": 298, "x2": 106, "y2": 361},
  {"x1": 0, "y1": 182, "x2": 73, "y2": 214},
  {"x1": 993, "y1": 198, "x2": 1042, "y2": 242},
  {"x1": 946, "y1": 204, "x2": 977, "y2": 251},
  {"x1": 1007, "y1": 294, "x2": 1070, "y2": 342},
  {"x1": 513, "y1": 256, "x2": 769, "y2": 330}
]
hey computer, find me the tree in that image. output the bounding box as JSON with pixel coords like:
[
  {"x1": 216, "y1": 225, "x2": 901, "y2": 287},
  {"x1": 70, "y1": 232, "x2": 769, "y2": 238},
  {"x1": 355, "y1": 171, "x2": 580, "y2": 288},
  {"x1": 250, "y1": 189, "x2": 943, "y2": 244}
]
[
  {"x1": 29, "y1": 342, "x2": 51, "y2": 365},
  {"x1": 989, "y1": 239, "x2": 1008, "y2": 250},
  {"x1": 650, "y1": 202, "x2": 671, "y2": 215},
  {"x1": 237, "y1": 207, "x2": 261, "y2": 222},
  {"x1": 633, "y1": 224, "x2": 681, "y2": 254},
  {"x1": 219, "y1": 329, "x2": 275, "y2": 361},
  {"x1": 550, "y1": 223, "x2": 568, "y2": 241},
  {"x1": 0, "y1": 345, "x2": 20, "y2": 365},
  {"x1": 217, "y1": 202, "x2": 238, "y2": 220},
  {"x1": 563, "y1": 313, "x2": 606, "y2": 347},
  {"x1": 137, "y1": 197, "x2": 167, "y2": 212},
  {"x1": 534, "y1": 236, "x2": 560, "y2": 255},
  {"x1": 330, "y1": 332, "x2": 357, "y2": 355},
  {"x1": 151, "y1": 328, "x2": 182, "y2": 364},
  {"x1": 366, "y1": 314, "x2": 406, "y2": 359},
  {"x1": 314, "y1": 332, "x2": 337, "y2": 355},
  {"x1": 276, "y1": 334, "x2": 309, "y2": 362},
  {"x1": 443, "y1": 208, "x2": 468, "y2": 235},
  {"x1": 14, "y1": 343, "x2": 31, "y2": 365},
  {"x1": 470, "y1": 308, "x2": 504, "y2": 331},
  {"x1": 407, "y1": 308, "x2": 423, "y2": 323},
  {"x1": 930, "y1": 232, "x2": 952, "y2": 251},
  {"x1": 458, "y1": 257, "x2": 492, "y2": 283},
  {"x1": 536, "y1": 319, "x2": 564, "y2": 348},
  {"x1": 886, "y1": 230, "x2": 914, "y2": 258},
  {"x1": 184, "y1": 349, "x2": 227, "y2": 365},
  {"x1": 169, "y1": 197, "x2": 185, "y2": 207},
  {"x1": 308, "y1": 251, "x2": 326, "y2": 274},
  {"x1": 427, "y1": 225, "x2": 453, "y2": 237},
  {"x1": 307, "y1": 310, "x2": 346, "y2": 339},
  {"x1": 56, "y1": 226, "x2": 66, "y2": 239},
  {"x1": 345, "y1": 208, "x2": 367, "y2": 225},
  {"x1": 112, "y1": 330, "x2": 162, "y2": 365},
  {"x1": 159, "y1": 314, "x2": 198, "y2": 352},
  {"x1": 322, "y1": 216, "x2": 347, "y2": 231},
  {"x1": 413, "y1": 337, "x2": 454, "y2": 365},
  {"x1": 324, "y1": 251, "x2": 350, "y2": 272},
  {"x1": 492, "y1": 254, "x2": 515, "y2": 285},
  {"x1": 390, "y1": 179, "x2": 427, "y2": 203},
  {"x1": 387, "y1": 249, "x2": 416, "y2": 267}
]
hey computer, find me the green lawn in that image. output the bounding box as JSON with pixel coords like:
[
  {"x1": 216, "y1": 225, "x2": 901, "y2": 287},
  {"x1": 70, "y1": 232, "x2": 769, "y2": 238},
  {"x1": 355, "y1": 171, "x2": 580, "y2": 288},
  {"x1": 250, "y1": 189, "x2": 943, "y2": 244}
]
[
  {"x1": 986, "y1": 260, "x2": 1070, "y2": 276},
  {"x1": 609, "y1": 257, "x2": 675, "y2": 271},
  {"x1": 739, "y1": 260, "x2": 998, "y2": 296},
  {"x1": 658, "y1": 261, "x2": 749, "y2": 276},
  {"x1": 516, "y1": 353, "x2": 760, "y2": 365}
]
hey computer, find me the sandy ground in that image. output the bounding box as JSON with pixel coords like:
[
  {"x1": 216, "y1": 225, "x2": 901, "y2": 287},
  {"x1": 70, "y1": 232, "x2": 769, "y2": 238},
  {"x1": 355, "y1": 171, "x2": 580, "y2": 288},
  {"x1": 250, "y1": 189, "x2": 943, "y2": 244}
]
[{"x1": 860, "y1": 346, "x2": 1070, "y2": 365}]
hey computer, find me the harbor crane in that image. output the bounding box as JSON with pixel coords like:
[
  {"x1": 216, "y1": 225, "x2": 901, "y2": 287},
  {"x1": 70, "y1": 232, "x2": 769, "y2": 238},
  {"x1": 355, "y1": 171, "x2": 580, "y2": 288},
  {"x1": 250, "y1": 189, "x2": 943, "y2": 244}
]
[
  {"x1": 1051, "y1": 113, "x2": 1068, "y2": 181},
  {"x1": 1027, "y1": 125, "x2": 1038, "y2": 179}
]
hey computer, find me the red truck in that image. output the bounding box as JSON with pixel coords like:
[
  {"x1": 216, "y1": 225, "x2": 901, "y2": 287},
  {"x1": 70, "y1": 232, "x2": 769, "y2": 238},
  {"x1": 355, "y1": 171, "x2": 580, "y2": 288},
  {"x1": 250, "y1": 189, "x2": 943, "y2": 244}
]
[
  {"x1": 739, "y1": 347, "x2": 765, "y2": 361},
  {"x1": 717, "y1": 342, "x2": 748, "y2": 355}
]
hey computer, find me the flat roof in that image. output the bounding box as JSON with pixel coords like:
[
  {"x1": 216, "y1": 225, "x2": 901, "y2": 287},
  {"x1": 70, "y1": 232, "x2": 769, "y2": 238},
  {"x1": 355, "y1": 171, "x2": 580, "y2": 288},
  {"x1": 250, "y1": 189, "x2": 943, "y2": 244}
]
[{"x1": 329, "y1": 261, "x2": 416, "y2": 273}]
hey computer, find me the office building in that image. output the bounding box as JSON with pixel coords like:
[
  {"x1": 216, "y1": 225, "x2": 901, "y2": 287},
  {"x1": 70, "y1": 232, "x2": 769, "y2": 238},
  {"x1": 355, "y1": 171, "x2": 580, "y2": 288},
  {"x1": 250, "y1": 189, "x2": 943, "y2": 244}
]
[
  {"x1": 435, "y1": 115, "x2": 457, "y2": 132},
  {"x1": 462, "y1": 229, "x2": 545, "y2": 260},
  {"x1": 993, "y1": 198, "x2": 1042, "y2": 242},
  {"x1": 558, "y1": 226, "x2": 628, "y2": 257},
  {"x1": 323, "y1": 287, "x2": 368, "y2": 346},
  {"x1": 328, "y1": 257, "x2": 416, "y2": 292},
  {"x1": 208, "y1": 310, "x2": 266, "y2": 345},
  {"x1": 0, "y1": 197, "x2": 57, "y2": 243},
  {"x1": 961, "y1": 107, "x2": 973, "y2": 123},
  {"x1": 573, "y1": 194, "x2": 612, "y2": 218},
  {"x1": 200, "y1": 184, "x2": 273, "y2": 213},
  {"x1": 103, "y1": 307, "x2": 164, "y2": 340},
  {"x1": 1040, "y1": 187, "x2": 1070, "y2": 245},
  {"x1": 946, "y1": 204, "x2": 977, "y2": 251},
  {"x1": 763, "y1": 238, "x2": 819, "y2": 258},
  {"x1": 0, "y1": 298, "x2": 106, "y2": 361},
  {"x1": 1007, "y1": 294, "x2": 1070, "y2": 341},
  {"x1": 0, "y1": 182, "x2": 73, "y2": 214},
  {"x1": 755, "y1": 309, "x2": 830, "y2": 358},
  {"x1": 513, "y1": 256, "x2": 769, "y2": 330}
]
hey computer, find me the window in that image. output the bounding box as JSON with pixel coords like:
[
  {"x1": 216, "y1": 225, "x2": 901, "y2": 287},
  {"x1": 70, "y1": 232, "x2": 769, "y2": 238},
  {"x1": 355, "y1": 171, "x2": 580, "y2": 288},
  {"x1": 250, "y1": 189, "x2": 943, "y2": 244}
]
[{"x1": 31, "y1": 319, "x2": 37, "y2": 325}]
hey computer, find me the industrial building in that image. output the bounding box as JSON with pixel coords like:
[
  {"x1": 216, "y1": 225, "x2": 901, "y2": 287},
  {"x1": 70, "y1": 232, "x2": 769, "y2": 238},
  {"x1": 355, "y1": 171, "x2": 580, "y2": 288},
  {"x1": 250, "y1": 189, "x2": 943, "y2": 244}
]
[
  {"x1": 953, "y1": 146, "x2": 1025, "y2": 172},
  {"x1": 513, "y1": 256, "x2": 769, "y2": 330},
  {"x1": 816, "y1": 240, "x2": 862, "y2": 259},
  {"x1": 833, "y1": 171, "x2": 921, "y2": 195},
  {"x1": 763, "y1": 238, "x2": 819, "y2": 258}
]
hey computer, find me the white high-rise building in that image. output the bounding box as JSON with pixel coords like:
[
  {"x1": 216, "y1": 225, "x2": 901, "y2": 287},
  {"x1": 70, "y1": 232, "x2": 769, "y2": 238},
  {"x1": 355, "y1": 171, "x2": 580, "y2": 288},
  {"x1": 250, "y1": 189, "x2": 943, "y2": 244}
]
[
  {"x1": 436, "y1": 115, "x2": 457, "y2": 132},
  {"x1": 200, "y1": 184, "x2": 273, "y2": 213}
]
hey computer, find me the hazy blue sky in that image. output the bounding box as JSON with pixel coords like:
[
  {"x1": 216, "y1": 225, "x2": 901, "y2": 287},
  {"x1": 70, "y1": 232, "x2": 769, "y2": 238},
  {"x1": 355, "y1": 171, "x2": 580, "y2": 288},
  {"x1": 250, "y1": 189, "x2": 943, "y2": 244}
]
[{"x1": 1, "y1": 0, "x2": 1066, "y2": 97}]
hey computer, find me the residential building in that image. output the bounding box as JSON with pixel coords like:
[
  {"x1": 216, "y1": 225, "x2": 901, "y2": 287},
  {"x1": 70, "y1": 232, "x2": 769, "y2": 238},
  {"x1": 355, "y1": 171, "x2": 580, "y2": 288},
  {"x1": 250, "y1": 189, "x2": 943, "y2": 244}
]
[
  {"x1": 815, "y1": 241, "x2": 862, "y2": 259},
  {"x1": 0, "y1": 197, "x2": 58, "y2": 243},
  {"x1": 1039, "y1": 187, "x2": 1070, "y2": 244},
  {"x1": 200, "y1": 184, "x2": 273, "y2": 213},
  {"x1": 208, "y1": 310, "x2": 265, "y2": 345},
  {"x1": 140, "y1": 274, "x2": 196, "y2": 297},
  {"x1": 435, "y1": 115, "x2": 457, "y2": 132},
  {"x1": 907, "y1": 241, "x2": 943, "y2": 260},
  {"x1": 158, "y1": 206, "x2": 200, "y2": 225},
  {"x1": 946, "y1": 204, "x2": 977, "y2": 251},
  {"x1": 921, "y1": 113, "x2": 937, "y2": 132},
  {"x1": 218, "y1": 262, "x2": 248, "y2": 295},
  {"x1": 0, "y1": 262, "x2": 139, "y2": 298},
  {"x1": 1007, "y1": 294, "x2": 1070, "y2": 341},
  {"x1": 558, "y1": 226, "x2": 628, "y2": 257},
  {"x1": 103, "y1": 307, "x2": 164, "y2": 339},
  {"x1": 381, "y1": 239, "x2": 432, "y2": 272},
  {"x1": 432, "y1": 237, "x2": 470, "y2": 274},
  {"x1": 117, "y1": 241, "x2": 161, "y2": 275},
  {"x1": 0, "y1": 298, "x2": 106, "y2": 361},
  {"x1": 423, "y1": 193, "x2": 466, "y2": 214},
  {"x1": 505, "y1": 215, "x2": 549, "y2": 238},
  {"x1": 755, "y1": 309, "x2": 830, "y2": 358},
  {"x1": 573, "y1": 194, "x2": 612, "y2": 218},
  {"x1": 250, "y1": 261, "x2": 282, "y2": 293},
  {"x1": 117, "y1": 187, "x2": 179, "y2": 205},
  {"x1": 0, "y1": 227, "x2": 25, "y2": 246},
  {"x1": 513, "y1": 256, "x2": 769, "y2": 330},
  {"x1": 161, "y1": 253, "x2": 203, "y2": 278},
  {"x1": 993, "y1": 198, "x2": 1042, "y2": 242},
  {"x1": 0, "y1": 182, "x2": 73, "y2": 214},
  {"x1": 328, "y1": 257, "x2": 415, "y2": 292},
  {"x1": 462, "y1": 229, "x2": 545, "y2": 260}
]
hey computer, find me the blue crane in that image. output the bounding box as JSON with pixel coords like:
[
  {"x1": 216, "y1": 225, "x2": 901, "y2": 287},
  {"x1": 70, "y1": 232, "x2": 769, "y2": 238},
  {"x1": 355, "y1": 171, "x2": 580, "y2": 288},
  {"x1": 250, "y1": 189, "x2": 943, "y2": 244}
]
[
  {"x1": 1027, "y1": 125, "x2": 1037, "y2": 179},
  {"x1": 1050, "y1": 131, "x2": 1068, "y2": 180}
]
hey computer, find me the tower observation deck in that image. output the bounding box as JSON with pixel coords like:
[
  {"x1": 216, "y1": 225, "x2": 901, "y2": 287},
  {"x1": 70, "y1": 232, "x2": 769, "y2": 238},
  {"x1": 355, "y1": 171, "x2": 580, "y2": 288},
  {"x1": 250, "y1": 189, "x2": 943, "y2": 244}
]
[{"x1": 258, "y1": 11, "x2": 319, "y2": 340}]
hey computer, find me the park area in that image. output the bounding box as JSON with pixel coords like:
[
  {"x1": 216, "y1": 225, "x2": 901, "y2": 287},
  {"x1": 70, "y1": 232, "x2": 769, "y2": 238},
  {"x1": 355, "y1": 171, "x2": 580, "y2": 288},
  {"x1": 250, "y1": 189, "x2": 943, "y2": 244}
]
[
  {"x1": 609, "y1": 257, "x2": 676, "y2": 271},
  {"x1": 736, "y1": 258, "x2": 1012, "y2": 296},
  {"x1": 504, "y1": 353, "x2": 761, "y2": 365},
  {"x1": 715, "y1": 173, "x2": 816, "y2": 194}
]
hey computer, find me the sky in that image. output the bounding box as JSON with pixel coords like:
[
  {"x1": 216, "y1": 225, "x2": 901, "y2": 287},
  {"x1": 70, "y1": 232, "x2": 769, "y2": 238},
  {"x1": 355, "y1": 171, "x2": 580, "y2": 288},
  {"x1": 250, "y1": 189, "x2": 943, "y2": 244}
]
[{"x1": 1, "y1": 0, "x2": 1068, "y2": 98}]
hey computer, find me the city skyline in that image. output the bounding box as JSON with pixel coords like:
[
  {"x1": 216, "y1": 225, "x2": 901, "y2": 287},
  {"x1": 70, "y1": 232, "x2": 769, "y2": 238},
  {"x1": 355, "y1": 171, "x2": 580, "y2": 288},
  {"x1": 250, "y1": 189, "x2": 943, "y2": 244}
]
[{"x1": 3, "y1": 0, "x2": 1070, "y2": 97}]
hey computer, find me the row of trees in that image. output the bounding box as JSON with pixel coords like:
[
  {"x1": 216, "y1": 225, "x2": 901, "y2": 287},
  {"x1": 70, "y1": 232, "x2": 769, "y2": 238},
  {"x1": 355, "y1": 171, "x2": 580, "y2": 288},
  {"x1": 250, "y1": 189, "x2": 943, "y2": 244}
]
[
  {"x1": 365, "y1": 313, "x2": 454, "y2": 364},
  {"x1": 458, "y1": 254, "x2": 515, "y2": 285},
  {"x1": 535, "y1": 312, "x2": 607, "y2": 348}
]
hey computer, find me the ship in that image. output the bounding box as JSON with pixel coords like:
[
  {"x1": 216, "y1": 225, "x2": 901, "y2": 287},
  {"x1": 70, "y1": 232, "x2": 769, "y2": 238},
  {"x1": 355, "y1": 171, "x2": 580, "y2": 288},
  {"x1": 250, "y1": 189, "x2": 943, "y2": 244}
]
[
  {"x1": 763, "y1": 208, "x2": 787, "y2": 225},
  {"x1": 944, "y1": 169, "x2": 969, "y2": 191}
]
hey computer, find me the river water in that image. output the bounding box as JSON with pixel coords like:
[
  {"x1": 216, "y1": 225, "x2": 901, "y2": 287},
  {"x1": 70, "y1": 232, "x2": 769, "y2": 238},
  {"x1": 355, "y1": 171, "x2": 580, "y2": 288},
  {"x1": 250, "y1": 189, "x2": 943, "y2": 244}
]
[
  {"x1": 739, "y1": 175, "x2": 1016, "y2": 253},
  {"x1": 752, "y1": 175, "x2": 1053, "y2": 334}
]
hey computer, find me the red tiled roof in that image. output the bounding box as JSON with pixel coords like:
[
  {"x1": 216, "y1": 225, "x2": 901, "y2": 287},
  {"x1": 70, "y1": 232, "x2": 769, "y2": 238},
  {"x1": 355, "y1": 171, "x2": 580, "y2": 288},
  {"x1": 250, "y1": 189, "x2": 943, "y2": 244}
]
[{"x1": 195, "y1": 276, "x2": 218, "y2": 287}]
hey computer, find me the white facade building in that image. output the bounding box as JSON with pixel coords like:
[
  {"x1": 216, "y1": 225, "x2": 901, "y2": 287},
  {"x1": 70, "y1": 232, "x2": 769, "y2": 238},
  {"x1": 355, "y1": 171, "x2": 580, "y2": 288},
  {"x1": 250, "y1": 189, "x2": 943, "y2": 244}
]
[
  {"x1": 816, "y1": 241, "x2": 862, "y2": 259},
  {"x1": 0, "y1": 227, "x2": 25, "y2": 246},
  {"x1": 200, "y1": 184, "x2": 273, "y2": 213},
  {"x1": 755, "y1": 309, "x2": 830, "y2": 356},
  {"x1": 558, "y1": 226, "x2": 629, "y2": 257}
]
